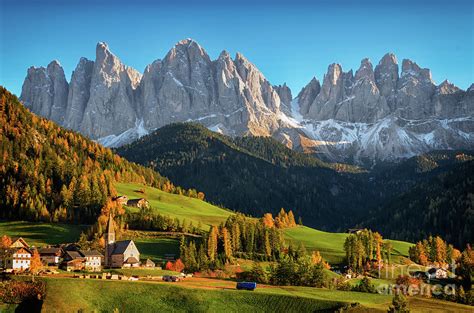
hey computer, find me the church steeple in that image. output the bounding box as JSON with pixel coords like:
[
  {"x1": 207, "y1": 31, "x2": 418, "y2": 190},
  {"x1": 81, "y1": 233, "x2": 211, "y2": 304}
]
[
  {"x1": 106, "y1": 213, "x2": 115, "y2": 244},
  {"x1": 104, "y1": 213, "x2": 115, "y2": 267}
]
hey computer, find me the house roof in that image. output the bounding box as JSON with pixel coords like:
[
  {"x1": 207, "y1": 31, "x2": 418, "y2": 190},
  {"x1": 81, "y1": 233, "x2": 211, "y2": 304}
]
[
  {"x1": 10, "y1": 237, "x2": 29, "y2": 248},
  {"x1": 80, "y1": 250, "x2": 103, "y2": 257},
  {"x1": 65, "y1": 250, "x2": 84, "y2": 260},
  {"x1": 145, "y1": 259, "x2": 155, "y2": 265},
  {"x1": 39, "y1": 247, "x2": 62, "y2": 255},
  {"x1": 112, "y1": 240, "x2": 134, "y2": 255},
  {"x1": 125, "y1": 257, "x2": 139, "y2": 264}
]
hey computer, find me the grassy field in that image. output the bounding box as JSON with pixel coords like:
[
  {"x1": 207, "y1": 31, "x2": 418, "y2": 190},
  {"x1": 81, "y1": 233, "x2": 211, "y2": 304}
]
[
  {"x1": 0, "y1": 221, "x2": 86, "y2": 247},
  {"x1": 283, "y1": 226, "x2": 348, "y2": 264},
  {"x1": 40, "y1": 277, "x2": 345, "y2": 312},
  {"x1": 38, "y1": 277, "x2": 474, "y2": 313},
  {"x1": 116, "y1": 182, "x2": 232, "y2": 229},
  {"x1": 283, "y1": 226, "x2": 412, "y2": 265},
  {"x1": 128, "y1": 236, "x2": 180, "y2": 264}
]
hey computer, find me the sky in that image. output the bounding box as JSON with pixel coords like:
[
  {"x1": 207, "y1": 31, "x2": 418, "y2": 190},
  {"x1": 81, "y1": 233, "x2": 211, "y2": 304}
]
[{"x1": 1, "y1": 0, "x2": 473, "y2": 97}]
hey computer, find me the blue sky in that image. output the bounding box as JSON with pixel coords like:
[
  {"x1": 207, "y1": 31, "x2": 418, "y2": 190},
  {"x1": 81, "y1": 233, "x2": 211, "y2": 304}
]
[{"x1": 1, "y1": 0, "x2": 473, "y2": 97}]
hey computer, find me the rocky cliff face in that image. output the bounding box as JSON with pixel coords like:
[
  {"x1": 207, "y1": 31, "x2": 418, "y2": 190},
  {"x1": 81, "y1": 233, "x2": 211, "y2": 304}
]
[
  {"x1": 20, "y1": 60, "x2": 69, "y2": 125},
  {"x1": 20, "y1": 41, "x2": 473, "y2": 164},
  {"x1": 295, "y1": 54, "x2": 473, "y2": 164}
]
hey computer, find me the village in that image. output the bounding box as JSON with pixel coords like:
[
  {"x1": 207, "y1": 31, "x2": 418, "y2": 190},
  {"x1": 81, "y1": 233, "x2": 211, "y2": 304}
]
[{"x1": 0, "y1": 212, "x2": 189, "y2": 283}]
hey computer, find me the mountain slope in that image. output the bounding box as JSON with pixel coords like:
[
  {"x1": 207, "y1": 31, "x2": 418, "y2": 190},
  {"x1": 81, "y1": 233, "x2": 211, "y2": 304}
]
[
  {"x1": 364, "y1": 159, "x2": 474, "y2": 247},
  {"x1": 116, "y1": 123, "x2": 371, "y2": 231},
  {"x1": 116, "y1": 124, "x2": 474, "y2": 246},
  {"x1": 0, "y1": 86, "x2": 168, "y2": 223}
]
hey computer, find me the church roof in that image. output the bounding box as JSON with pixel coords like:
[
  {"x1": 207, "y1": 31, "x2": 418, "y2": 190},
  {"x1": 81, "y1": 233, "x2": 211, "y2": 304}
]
[
  {"x1": 125, "y1": 257, "x2": 139, "y2": 264},
  {"x1": 112, "y1": 240, "x2": 134, "y2": 255}
]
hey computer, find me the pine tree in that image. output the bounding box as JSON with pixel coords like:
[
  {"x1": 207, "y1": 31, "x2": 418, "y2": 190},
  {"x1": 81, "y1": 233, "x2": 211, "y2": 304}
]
[
  {"x1": 388, "y1": 293, "x2": 410, "y2": 312},
  {"x1": 222, "y1": 227, "x2": 233, "y2": 260}
]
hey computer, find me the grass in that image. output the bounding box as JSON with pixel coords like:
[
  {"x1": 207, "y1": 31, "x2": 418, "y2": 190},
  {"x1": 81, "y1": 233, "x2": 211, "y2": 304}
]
[
  {"x1": 0, "y1": 221, "x2": 86, "y2": 247},
  {"x1": 128, "y1": 236, "x2": 180, "y2": 264},
  {"x1": 115, "y1": 182, "x2": 232, "y2": 229},
  {"x1": 283, "y1": 226, "x2": 348, "y2": 264},
  {"x1": 40, "y1": 277, "x2": 345, "y2": 313},
  {"x1": 38, "y1": 277, "x2": 474, "y2": 313},
  {"x1": 283, "y1": 226, "x2": 413, "y2": 266}
]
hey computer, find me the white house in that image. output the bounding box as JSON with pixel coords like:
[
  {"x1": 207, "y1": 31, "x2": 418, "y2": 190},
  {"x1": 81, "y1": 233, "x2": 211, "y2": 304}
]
[
  {"x1": 80, "y1": 250, "x2": 103, "y2": 272},
  {"x1": 4, "y1": 247, "x2": 32, "y2": 271}
]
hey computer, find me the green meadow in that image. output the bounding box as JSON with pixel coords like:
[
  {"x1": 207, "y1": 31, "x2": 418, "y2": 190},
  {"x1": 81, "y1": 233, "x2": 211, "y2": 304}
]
[
  {"x1": 0, "y1": 221, "x2": 86, "y2": 247},
  {"x1": 39, "y1": 277, "x2": 474, "y2": 313},
  {"x1": 115, "y1": 182, "x2": 232, "y2": 229}
]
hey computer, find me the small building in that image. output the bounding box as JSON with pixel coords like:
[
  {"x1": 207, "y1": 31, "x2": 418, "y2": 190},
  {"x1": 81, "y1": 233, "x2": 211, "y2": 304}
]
[
  {"x1": 39, "y1": 247, "x2": 62, "y2": 265},
  {"x1": 427, "y1": 267, "x2": 448, "y2": 279},
  {"x1": 144, "y1": 259, "x2": 155, "y2": 268},
  {"x1": 126, "y1": 198, "x2": 149, "y2": 209},
  {"x1": 80, "y1": 250, "x2": 103, "y2": 272},
  {"x1": 4, "y1": 247, "x2": 32, "y2": 271},
  {"x1": 113, "y1": 196, "x2": 129, "y2": 206},
  {"x1": 65, "y1": 258, "x2": 85, "y2": 272}
]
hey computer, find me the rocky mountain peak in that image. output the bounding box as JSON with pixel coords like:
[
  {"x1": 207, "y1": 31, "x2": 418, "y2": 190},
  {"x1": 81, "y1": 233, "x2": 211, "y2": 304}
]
[
  {"x1": 355, "y1": 58, "x2": 375, "y2": 82},
  {"x1": 401, "y1": 59, "x2": 433, "y2": 83},
  {"x1": 437, "y1": 80, "x2": 461, "y2": 95},
  {"x1": 326, "y1": 63, "x2": 343, "y2": 85}
]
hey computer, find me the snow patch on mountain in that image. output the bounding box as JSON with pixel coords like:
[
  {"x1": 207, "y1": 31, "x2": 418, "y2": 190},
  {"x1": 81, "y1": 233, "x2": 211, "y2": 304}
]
[{"x1": 97, "y1": 119, "x2": 149, "y2": 148}]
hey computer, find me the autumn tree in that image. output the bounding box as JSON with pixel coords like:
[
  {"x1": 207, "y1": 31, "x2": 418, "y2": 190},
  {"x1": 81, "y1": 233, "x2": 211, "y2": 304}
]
[
  {"x1": 221, "y1": 227, "x2": 232, "y2": 260},
  {"x1": 262, "y1": 213, "x2": 274, "y2": 228},
  {"x1": 207, "y1": 226, "x2": 218, "y2": 261},
  {"x1": 30, "y1": 250, "x2": 42, "y2": 277}
]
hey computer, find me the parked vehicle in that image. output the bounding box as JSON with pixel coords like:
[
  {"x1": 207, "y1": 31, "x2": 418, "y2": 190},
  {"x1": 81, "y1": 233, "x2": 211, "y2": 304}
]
[
  {"x1": 236, "y1": 281, "x2": 257, "y2": 291},
  {"x1": 163, "y1": 275, "x2": 180, "y2": 282}
]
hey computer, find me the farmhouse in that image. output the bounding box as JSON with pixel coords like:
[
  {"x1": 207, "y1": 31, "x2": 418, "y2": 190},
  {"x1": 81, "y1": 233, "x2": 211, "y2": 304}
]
[
  {"x1": 3, "y1": 247, "x2": 32, "y2": 270},
  {"x1": 126, "y1": 198, "x2": 149, "y2": 209},
  {"x1": 80, "y1": 250, "x2": 103, "y2": 272},
  {"x1": 105, "y1": 214, "x2": 141, "y2": 268},
  {"x1": 113, "y1": 195, "x2": 129, "y2": 205},
  {"x1": 39, "y1": 247, "x2": 62, "y2": 265}
]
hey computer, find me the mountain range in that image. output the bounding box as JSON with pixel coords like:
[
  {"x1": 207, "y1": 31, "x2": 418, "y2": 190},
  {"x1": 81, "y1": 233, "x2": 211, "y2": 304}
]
[{"x1": 20, "y1": 39, "x2": 473, "y2": 164}]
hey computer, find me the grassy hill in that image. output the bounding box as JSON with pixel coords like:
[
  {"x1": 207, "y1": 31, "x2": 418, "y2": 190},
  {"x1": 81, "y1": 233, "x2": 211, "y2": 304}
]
[
  {"x1": 0, "y1": 221, "x2": 86, "y2": 247},
  {"x1": 116, "y1": 182, "x2": 232, "y2": 229},
  {"x1": 116, "y1": 182, "x2": 412, "y2": 265}
]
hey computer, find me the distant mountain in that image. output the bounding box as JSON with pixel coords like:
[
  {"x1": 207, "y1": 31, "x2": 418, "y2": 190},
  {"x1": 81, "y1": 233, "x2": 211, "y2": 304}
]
[
  {"x1": 0, "y1": 86, "x2": 168, "y2": 223},
  {"x1": 20, "y1": 39, "x2": 473, "y2": 164},
  {"x1": 116, "y1": 123, "x2": 370, "y2": 231}
]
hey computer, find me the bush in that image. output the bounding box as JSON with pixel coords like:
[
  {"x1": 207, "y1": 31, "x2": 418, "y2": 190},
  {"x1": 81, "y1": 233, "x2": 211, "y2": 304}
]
[
  {"x1": 352, "y1": 276, "x2": 376, "y2": 293},
  {"x1": 0, "y1": 280, "x2": 46, "y2": 304}
]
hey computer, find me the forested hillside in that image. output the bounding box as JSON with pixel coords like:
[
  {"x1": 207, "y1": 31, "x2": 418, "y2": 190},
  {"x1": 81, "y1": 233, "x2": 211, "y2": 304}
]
[
  {"x1": 365, "y1": 160, "x2": 474, "y2": 248},
  {"x1": 117, "y1": 124, "x2": 474, "y2": 247},
  {"x1": 117, "y1": 123, "x2": 372, "y2": 231},
  {"x1": 0, "y1": 87, "x2": 172, "y2": 223}
]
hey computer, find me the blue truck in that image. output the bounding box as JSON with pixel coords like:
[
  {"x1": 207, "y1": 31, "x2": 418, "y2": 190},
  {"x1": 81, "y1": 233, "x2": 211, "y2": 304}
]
[{"x1": 236, "y1": 281, "x2": 257, "y2": 291}]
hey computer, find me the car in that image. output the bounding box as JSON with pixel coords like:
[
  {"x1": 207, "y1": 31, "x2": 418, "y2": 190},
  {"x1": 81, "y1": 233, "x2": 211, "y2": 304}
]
[
  {"x1": 236, "y1": 281, "x2": 257, "y2": 291},
  {"x1": 163, "y1": 275, "x2": 180, "y2": 282}
]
